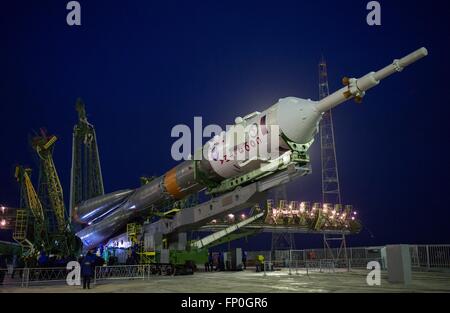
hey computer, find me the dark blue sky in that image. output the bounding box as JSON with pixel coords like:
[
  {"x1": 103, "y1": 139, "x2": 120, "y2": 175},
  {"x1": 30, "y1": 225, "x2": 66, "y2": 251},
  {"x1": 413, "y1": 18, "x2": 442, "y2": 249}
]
[{"x1": 1, "y1": 0, "x2": 449, "y2": 248}]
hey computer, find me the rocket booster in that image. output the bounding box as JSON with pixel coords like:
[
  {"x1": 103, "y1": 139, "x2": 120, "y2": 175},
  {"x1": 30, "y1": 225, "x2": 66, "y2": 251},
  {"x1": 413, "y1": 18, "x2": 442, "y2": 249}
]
[{"x1": 75, "y1": 48, "x2": 428, "y2": 249}]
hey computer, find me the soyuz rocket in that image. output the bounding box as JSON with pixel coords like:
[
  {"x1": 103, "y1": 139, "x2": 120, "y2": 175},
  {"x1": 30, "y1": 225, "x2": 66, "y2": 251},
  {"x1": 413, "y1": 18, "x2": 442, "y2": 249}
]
[{"x1": 74, "y1": 48, "x2": 428, "y2": 249}]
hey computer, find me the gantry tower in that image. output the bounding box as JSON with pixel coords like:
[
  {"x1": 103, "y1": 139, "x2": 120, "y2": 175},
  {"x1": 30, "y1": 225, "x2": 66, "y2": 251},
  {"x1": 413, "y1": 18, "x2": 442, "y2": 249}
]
[{"x1": 70, "y1": 98, "x2": 104, "y2": 223}]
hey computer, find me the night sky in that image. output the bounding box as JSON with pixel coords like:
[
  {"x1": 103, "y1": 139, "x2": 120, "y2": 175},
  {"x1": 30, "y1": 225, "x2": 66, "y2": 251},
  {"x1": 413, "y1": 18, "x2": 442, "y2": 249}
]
[{"x1": 1, "y1": 0, "x2": 449, "y2": 249}]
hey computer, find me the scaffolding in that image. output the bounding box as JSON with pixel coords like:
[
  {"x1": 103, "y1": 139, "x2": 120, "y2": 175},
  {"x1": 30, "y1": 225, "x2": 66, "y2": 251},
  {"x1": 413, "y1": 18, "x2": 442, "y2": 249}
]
[
  {"x1": 70, "y1": 98, "x2": 104, "y2": 223},
  {"x1": 126, "y1": 223, "x2": 156, "y2": 264},
  {"x1": 319, "y1": 56, "x2": 347, "y2": 262},
  {"x1": 319, "y1": 57, "x2": 342, "y2": 205},
  {"x1": 15, "y1": 167, "x2": 45, "y2": 224},
  {"x1": 12, "y1": 209, "x2": 30, "y2": 249},
  {"x1": 32, "y1": 130, "x2": 66, "y2": 234},
  {"x1": 13, "y1": 166, "x2": 47, "y2": 251},
  {"x1": 269, "y1": 186, "x2": 296, "y2": 257}
]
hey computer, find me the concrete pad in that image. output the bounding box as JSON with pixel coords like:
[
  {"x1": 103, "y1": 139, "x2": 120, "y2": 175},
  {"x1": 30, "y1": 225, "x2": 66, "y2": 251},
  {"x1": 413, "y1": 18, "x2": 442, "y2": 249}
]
[{"x1": 1, "y1": 269, "x2": 449, "y2": 293}]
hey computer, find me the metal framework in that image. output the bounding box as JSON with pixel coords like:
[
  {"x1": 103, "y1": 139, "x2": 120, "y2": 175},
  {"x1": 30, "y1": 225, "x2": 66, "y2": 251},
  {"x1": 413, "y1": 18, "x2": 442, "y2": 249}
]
[
  {"x1": 12, "y1": 210, "x2": 30, "y2": 249},
  {"x1": 13, "y1": 166, "x2": 46, "y2": 250},
  {"x1": 319, "y1": 57, "x2": 342, "y2": 205},
  {"x1": 15, "y1": 167, "x2": 45, "y2": 223},
  {"x1": 269, "y1": 187, "x2": 295, "y2": 255},
  {"x1": 322, "y1": 232, "x2": 348, "y2": 263},
  {"x1": 70, "y1": 98, "x2": 104, "y2": 222},
  {"x1": 268, "y1": 201, "x2": 295, "y2": 256},
  {"x1": 32, "y1": 129, "x2": 66, "y2": 233},
  {"x1": 319, "y1": 57, "x2": 347, "y2": 261}
]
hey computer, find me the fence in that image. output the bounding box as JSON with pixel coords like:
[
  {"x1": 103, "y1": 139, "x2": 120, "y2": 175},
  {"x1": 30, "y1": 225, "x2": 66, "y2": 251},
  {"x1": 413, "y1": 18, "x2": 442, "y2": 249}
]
[
  {"x1": 410, "y1": 245, "x2": 450, "y2": 271},
  {"x1": 261, "y1": 259, "x2": 355, "y2": 277},
  {"x1": 0, "y1": 267, "x2": 69, "y2": 287},
  {"x1": 251, "y1": 245, "x2": 450, "y2": 273},
  {"x1": 0, "y1": 268, "x2": 29, "y2": 287},
  {"x1": 1, "y1": 245, "x2": 449, "y2": 287},
  {"x1": 94, "y1": 264, "x2": 175, "y2": 284},
  {"x1": 0, "y1": 264, "x2": 177, "y2": 288}
]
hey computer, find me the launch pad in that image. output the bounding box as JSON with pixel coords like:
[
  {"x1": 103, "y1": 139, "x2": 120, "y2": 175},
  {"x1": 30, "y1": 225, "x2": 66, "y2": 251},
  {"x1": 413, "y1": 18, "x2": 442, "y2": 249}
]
[
  {"x1": 2, "y1": 269, "x2": 450, "y2": 293},
  {"x1": 0, "y1": 47, "x2": 430, "y2": 287}
]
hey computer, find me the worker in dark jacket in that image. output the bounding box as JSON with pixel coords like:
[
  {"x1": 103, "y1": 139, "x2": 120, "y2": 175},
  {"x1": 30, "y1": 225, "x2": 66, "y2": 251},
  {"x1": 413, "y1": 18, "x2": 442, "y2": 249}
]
[
  {"x1": 81, "y1": 251, "x2": 96, "y2": 289},
  {"x1": 208, "y1": 252, "x2": 214, "y2": 272},
  {"x1": 0, "y1": 255, "x2": 7, "y2": 285},
  {"x1": 242, "y1": 251, "x2": 247, "y2": 270},
  {"x1": 38, "y1": 250, "x2": 49, "y2": 267}
]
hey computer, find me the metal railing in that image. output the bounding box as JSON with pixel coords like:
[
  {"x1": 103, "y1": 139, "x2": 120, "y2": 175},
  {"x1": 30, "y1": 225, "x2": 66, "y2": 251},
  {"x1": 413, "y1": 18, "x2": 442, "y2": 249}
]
[
  {"x1": 94, "y1": 264, "x2": 175, "y2": 284},
  {"x1": 94, "y1": 265, "x2": 146, "y2": 283},
  {"x1": 0, "y1": 267, "x2": 70, "y2": 288},
  {"x1": 411, "y1": 245, "x2": 450, "y2": 271},
  {"x1": 260, "y1": 258, "x2": 382, "y2": 277},
  {"x1": 262, "y1": 245, "x2": 450, "y2": 272},
  {"x1": 1, "y1": 264, "x2": 178, "y2": 288},
  {"x1": 0, "y1": 268, "x2": 29, "y2": 287},
  {"x1": 261, "y1": 259, "x2": 342, "y2": 276}
]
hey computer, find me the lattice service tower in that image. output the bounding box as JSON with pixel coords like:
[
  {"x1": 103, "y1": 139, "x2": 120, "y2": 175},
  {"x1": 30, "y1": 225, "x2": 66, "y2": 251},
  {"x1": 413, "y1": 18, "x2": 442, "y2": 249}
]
[
  {"x1": 70, "y1": 99, "x2": 105, "y2": 223},
  {"x1": 319, "y1": 56, "x2": 342, "y2": 205}
]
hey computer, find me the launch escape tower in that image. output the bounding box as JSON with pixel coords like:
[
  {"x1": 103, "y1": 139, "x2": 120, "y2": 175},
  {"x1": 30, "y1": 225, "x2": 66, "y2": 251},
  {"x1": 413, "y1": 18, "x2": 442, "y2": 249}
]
[
  {"x1": 70, "y1": 99, "x2": 104, "y2": 224},
  {"x1": 319, "y1": 57, "x2": 348, "y2": 261}
]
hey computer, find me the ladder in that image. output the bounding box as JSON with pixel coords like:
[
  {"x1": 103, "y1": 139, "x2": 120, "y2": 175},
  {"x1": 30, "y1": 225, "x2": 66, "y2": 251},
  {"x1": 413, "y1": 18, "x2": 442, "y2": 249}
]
[{"x1": 13, "y1": 209, "x2": 33, "y2": 250}]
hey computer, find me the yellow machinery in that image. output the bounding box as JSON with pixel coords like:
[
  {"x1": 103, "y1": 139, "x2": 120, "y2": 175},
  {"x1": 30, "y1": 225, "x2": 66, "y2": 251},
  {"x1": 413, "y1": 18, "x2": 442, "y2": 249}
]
[
  {"x1": 13, "y1": 166, "x2": 46, "y2": 251},
  {"x1": 32, "y1": 130, "x2": 66, "y2": 233},
  {"x1": 12, "y1": 209, "x2": 32, "y2": 249},
  {"x1": 126, "y1": 223, "x2": 142, "y2": 245},
  {"x1": 15, "y1": 166, "x2": 45, "y2": 223},
  {"x1": 127, "y1": 223, "x2": 156, "y2": 264}
]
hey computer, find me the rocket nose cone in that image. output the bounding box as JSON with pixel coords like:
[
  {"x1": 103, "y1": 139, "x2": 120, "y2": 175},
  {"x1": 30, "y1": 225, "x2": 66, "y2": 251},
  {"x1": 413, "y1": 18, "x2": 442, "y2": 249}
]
[{"x1": 277, "y1": 97, "x2": 321, "y2": 144}]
